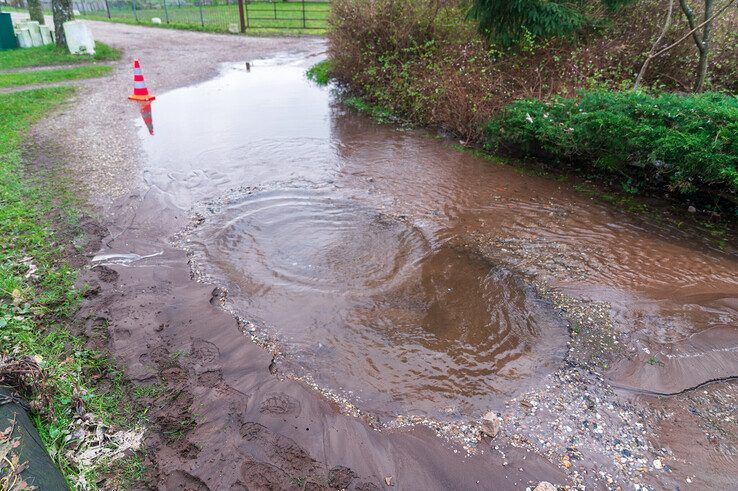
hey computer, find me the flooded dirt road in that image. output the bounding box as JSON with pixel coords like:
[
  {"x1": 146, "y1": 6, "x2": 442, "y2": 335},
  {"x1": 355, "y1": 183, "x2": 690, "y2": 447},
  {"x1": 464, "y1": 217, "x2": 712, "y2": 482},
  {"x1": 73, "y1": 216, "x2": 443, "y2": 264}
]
[{"x1": 65, "y1": 35, "x2": 737, "y2": 489}]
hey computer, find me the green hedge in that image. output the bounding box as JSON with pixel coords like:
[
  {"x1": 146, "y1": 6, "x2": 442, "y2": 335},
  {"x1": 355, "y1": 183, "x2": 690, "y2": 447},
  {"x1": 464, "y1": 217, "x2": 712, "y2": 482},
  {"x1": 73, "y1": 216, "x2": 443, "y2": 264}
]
[{"x1": 485, "y1": 91, "x2": 738, "y2": 197}]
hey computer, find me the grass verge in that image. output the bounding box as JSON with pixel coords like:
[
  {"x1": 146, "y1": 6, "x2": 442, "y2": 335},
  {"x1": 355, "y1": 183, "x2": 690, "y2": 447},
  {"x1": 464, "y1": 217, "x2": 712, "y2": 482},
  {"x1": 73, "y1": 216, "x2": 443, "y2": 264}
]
[
  {"x1": 0, "y1": 88, "x2": 143, "y2": 488},
  {"x1": 0, "y1": 64, "x2": 112, "y2": 88},
  {"x1": 0, "y1": 42, "x2": 121, "y2": 70}
]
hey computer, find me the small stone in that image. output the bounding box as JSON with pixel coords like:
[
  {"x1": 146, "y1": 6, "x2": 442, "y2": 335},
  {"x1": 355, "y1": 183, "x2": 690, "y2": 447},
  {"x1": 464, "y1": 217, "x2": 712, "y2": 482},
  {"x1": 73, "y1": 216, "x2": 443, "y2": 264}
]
[
  {"x1": 534, "y1": 482, "x2": 557, "y2": 491},
  {"x1": 653, "y1": 459, "x2": 663, "y2": 470},
  {"x1": 481, "y1": 411, "x2": 501, "y2": 438},
  {"x1": 384, "y1": 476, "x2": 393, "y2": 486},
  {"x1": 688, "y1": 205, "x2": 696, "y2": 213}
]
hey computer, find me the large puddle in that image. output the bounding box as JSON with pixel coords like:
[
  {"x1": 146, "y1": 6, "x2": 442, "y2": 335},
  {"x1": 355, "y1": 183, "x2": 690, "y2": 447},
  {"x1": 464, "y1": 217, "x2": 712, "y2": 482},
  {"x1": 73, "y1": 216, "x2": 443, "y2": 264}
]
[{"x1": 137, "y1": 55, "x2": 738, "y2": 422}]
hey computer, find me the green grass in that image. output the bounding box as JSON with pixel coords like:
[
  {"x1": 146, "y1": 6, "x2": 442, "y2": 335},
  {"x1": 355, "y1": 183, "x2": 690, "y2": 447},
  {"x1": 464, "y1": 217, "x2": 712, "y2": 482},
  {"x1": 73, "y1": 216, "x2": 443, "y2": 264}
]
[
  {"x1": 0, "y1": 64, "x2": 112, "y2": 87},
  {"x1": 344, "y1": 96, "x2": 398, "y2": 124},
  {"x1": 306, "y1": 59, "x2": 332, "y2": 86},
  {"x1": 77, "y1": 1, "x2": 329, "y2": 34},
  {"x1": 0, "y1": 88, "x2": 141, "y2": 487},
  {"x1": 0, "y1": 42, "x2": 121, "y2": 70}
]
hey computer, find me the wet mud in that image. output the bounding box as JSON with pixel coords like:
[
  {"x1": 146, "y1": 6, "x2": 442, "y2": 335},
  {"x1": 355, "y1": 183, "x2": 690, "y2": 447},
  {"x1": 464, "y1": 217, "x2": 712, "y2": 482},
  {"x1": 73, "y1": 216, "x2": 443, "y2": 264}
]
[{"x1": 68, "y1": 49, "x2": 737, "y2": 489}]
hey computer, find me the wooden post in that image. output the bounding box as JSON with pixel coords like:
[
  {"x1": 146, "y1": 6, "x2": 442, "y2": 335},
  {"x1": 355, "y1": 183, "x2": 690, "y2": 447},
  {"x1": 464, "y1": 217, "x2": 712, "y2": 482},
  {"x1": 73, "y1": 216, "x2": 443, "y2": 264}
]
[
  {"x1": 237, "y1": 0, "x2": 246, "y2": 32},
  {"x1": 301, "y1": 0, "x2": 306, "y2": 28},
  {"x1": 163, "y1": 0, "x2": 169, "y2": 23},
  {"x1": 104, "y1": 0, "x2": 111, "y2": 18},
  {"x1": 197, "y1": 0, "x2": 204, "y2": 27}
]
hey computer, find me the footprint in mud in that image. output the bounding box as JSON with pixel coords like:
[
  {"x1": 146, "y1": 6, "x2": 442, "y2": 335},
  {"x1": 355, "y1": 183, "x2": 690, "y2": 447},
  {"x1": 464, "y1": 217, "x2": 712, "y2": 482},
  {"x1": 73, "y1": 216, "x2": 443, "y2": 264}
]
[
  {"x1": 328, "y1": 466, "x2": 358, "y2": 489},
  {"x1": 239, "y1": 421, "x2": 270, "y2": 442},
  {"x1": 178, "y1": 441, "x2": 202, "y2": 460},
  {"x1": 190, "y1": 338, "x2": 220, "y2": 365},
  {"x1": 239, "y1": 461, "x2": 290, "y2": 490},
  {"x1": 139, "y1": 345, "x2": 171, "y2": 367},
  {"x1": 112, "y1": 328, "x2": 132, "y2": 340},
  {"x1": 92, "y1": 264, "x2": 119, "y2": 283},
  {"x1": 165, "y1": 470, "x2": 209, "y2": 491},
  {"x1": 259, "y1": 393, "x2": 302, "y2": 417},
  {"x1": 161, "y1": 365, "x2": 189, "y2": 385},
  {"x1": 238, "y1": 422, "x2": 318, "y2": 476},
  {"x1": 267, "y1": 435, "x2": 319, "y2": 475},
  {"x1": 156, "y1": 390, "x2": 195, "y2": 442},
  {"x1": 197, "y1": 369, "x2": 224, "y2": 387}
]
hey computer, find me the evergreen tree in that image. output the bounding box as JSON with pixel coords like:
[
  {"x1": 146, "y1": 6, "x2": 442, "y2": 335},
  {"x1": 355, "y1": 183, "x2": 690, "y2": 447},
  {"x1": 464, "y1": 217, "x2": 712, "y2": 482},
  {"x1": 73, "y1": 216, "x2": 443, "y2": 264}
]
[{"x1": 469, "y1": 0, "x2": 632, "y2": 46}]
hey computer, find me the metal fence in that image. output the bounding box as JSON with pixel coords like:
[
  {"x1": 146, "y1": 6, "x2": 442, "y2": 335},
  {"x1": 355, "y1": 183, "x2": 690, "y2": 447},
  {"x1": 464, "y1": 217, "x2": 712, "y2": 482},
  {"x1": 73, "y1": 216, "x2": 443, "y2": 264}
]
[{"x1": 13, "y1": 0, "x2": 330, "y2": 32}]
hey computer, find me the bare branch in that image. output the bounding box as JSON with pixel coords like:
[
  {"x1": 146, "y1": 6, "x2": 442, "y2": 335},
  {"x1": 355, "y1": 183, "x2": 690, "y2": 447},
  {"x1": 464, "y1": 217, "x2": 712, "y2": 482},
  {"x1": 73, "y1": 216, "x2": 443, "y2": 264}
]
[
  {"x1": 634, "y1": 0, "x2": 675, "y2": 89},
  {"x1": 651, "y1": 0, "x2": 735, "y2": 60}
]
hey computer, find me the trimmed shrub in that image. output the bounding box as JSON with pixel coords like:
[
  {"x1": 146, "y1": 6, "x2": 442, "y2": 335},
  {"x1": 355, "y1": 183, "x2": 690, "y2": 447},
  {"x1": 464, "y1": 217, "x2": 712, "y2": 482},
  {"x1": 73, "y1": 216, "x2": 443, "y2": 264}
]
[{"x1": 485, "y1": 91, "x2": 738, "y2": 196}]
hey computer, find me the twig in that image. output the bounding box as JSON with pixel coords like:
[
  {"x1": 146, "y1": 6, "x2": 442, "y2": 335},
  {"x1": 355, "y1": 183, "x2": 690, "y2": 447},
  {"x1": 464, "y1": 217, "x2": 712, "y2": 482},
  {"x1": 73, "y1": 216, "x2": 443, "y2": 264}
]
[
  {"x1": 651, "y1": 0, "x2": 736, "y2": 59},
  {"x1": 634, "y1": 0, "x2": 675, "y2": 89}
]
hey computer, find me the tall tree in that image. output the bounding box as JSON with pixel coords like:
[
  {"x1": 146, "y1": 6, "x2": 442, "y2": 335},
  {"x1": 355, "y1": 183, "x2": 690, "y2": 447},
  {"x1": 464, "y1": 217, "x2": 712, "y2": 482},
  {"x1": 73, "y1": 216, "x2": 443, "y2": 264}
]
[
  {"x1": 27, "y1": 0, "x2": 45, "y2": 24},
  {"x1": 51, "y1": 0, "x2": 74, "y2": 48}
]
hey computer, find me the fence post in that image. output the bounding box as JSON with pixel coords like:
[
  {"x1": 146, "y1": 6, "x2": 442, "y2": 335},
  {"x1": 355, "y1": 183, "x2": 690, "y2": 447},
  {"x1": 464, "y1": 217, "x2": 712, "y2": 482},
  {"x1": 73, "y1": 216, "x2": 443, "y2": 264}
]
[
  {"x1": 236, "y1": 0, "x2": 245, "y2": 32},
  {"x1": 272, "y1": 0, "x2": 275, "y2": 21},
  {"x1": 197, "y1": 0, "x2": 204, "y2": 27},
  {"x1": 104, "y1": 0, "x2": 110, "y2": 18},
  {"x1": 163, "y1": 0, "x2": 169, "y2": 23},
  {"x1": 301, "y1": 0, "x2": 306, "y2": 28},
  {"x1": 132, "y1": 0, "x2": 138, "y2": 22}
]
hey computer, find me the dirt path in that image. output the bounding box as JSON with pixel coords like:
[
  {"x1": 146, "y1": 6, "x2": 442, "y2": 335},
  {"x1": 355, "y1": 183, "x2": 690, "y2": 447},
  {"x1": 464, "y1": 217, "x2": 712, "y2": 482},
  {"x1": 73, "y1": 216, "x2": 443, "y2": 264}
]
[{"x1": 27, "y1": 22, "x2": 569, "y2": 490}]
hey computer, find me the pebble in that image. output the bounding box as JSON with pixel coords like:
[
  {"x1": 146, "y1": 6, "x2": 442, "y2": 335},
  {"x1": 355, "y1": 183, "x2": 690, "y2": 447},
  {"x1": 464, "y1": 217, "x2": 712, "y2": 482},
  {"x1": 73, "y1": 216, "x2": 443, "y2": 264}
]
[
  {"x1": 481, "y1": 411, "x2": 501, "y2": 438},
  {"x1": 533, "y1": 482, "x2": 557, "y2": 491}
]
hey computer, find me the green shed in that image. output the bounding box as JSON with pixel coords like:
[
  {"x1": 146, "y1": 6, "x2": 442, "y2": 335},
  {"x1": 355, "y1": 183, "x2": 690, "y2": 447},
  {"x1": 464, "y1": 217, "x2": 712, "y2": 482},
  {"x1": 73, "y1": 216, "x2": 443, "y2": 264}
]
[{"x1": 0, "y1": 12, "x2": 18, "y2": 50}]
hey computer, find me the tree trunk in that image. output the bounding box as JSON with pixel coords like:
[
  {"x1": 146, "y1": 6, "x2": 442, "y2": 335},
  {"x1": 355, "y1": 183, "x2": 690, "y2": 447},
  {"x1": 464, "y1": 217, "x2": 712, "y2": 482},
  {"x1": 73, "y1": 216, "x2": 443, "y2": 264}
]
[
  {"x1": 52, "y1": 0, "x2": 74, "y2": 49},
  {"x1": 694, "y1": 0, "x2": 714, "y2": 91},
  {"x1": 678, "y1": 0, "x2": 717, "y2": 92},
  {"x1": 27, "y1": 0, "x2": 45, "y2": 24}
]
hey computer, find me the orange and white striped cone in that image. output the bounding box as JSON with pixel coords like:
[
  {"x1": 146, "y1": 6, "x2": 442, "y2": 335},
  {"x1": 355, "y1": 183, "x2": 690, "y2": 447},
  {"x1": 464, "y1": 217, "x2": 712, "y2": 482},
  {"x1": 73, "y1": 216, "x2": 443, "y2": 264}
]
[
  {"x1": 139, "y1": 101, "x2": 154, "y2": 135},
  {"x1": 128, "y1": 59, "x2": 156, "y2": 102}
]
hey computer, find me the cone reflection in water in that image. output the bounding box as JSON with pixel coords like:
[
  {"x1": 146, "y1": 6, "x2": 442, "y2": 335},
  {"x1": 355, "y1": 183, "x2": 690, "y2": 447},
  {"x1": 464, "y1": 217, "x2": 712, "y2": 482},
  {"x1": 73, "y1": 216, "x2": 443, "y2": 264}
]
[{"x1": 139, "y1": 101, "x2": 154, "y2": 135}]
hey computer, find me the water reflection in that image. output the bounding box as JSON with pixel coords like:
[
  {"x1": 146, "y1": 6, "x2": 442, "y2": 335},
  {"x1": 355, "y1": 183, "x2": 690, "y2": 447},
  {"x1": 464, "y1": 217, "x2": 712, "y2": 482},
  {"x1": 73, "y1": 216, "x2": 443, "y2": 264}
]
[{"x1": 138, "y1": 101, "x2": 154, "y2": 136}]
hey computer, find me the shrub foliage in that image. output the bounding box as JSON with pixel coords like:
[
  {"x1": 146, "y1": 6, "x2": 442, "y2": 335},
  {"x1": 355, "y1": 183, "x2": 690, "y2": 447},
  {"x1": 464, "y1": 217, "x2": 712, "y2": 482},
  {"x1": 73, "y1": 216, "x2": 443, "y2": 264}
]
[{"x1": 485, "y1": 91, "x2": 738, "y2": 196}]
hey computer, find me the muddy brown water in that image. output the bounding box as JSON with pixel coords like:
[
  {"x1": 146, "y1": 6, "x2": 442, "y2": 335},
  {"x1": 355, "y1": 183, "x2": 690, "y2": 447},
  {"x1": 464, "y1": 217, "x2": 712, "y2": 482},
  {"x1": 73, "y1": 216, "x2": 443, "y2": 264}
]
[{"x1": 125, "y1": 55, "x2": 738, "y2": 426}]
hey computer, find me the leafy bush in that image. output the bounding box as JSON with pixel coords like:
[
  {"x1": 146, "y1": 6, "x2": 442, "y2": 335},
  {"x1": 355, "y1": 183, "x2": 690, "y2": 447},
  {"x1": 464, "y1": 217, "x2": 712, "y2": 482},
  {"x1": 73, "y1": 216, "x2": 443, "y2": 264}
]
[{"x1": 485, "y1": 90, "x2": 738, "y2": 195}]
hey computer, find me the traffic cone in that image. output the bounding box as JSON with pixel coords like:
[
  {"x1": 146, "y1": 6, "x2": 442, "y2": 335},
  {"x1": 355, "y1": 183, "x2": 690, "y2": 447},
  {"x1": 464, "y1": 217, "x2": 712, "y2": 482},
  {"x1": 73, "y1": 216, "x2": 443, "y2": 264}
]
[
  {"x1": 139, "y1": 101, "x2": 154, "y2": 135},
  {"x1": 128, "y1": 59, "x2": 156, "y2": 102}
]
